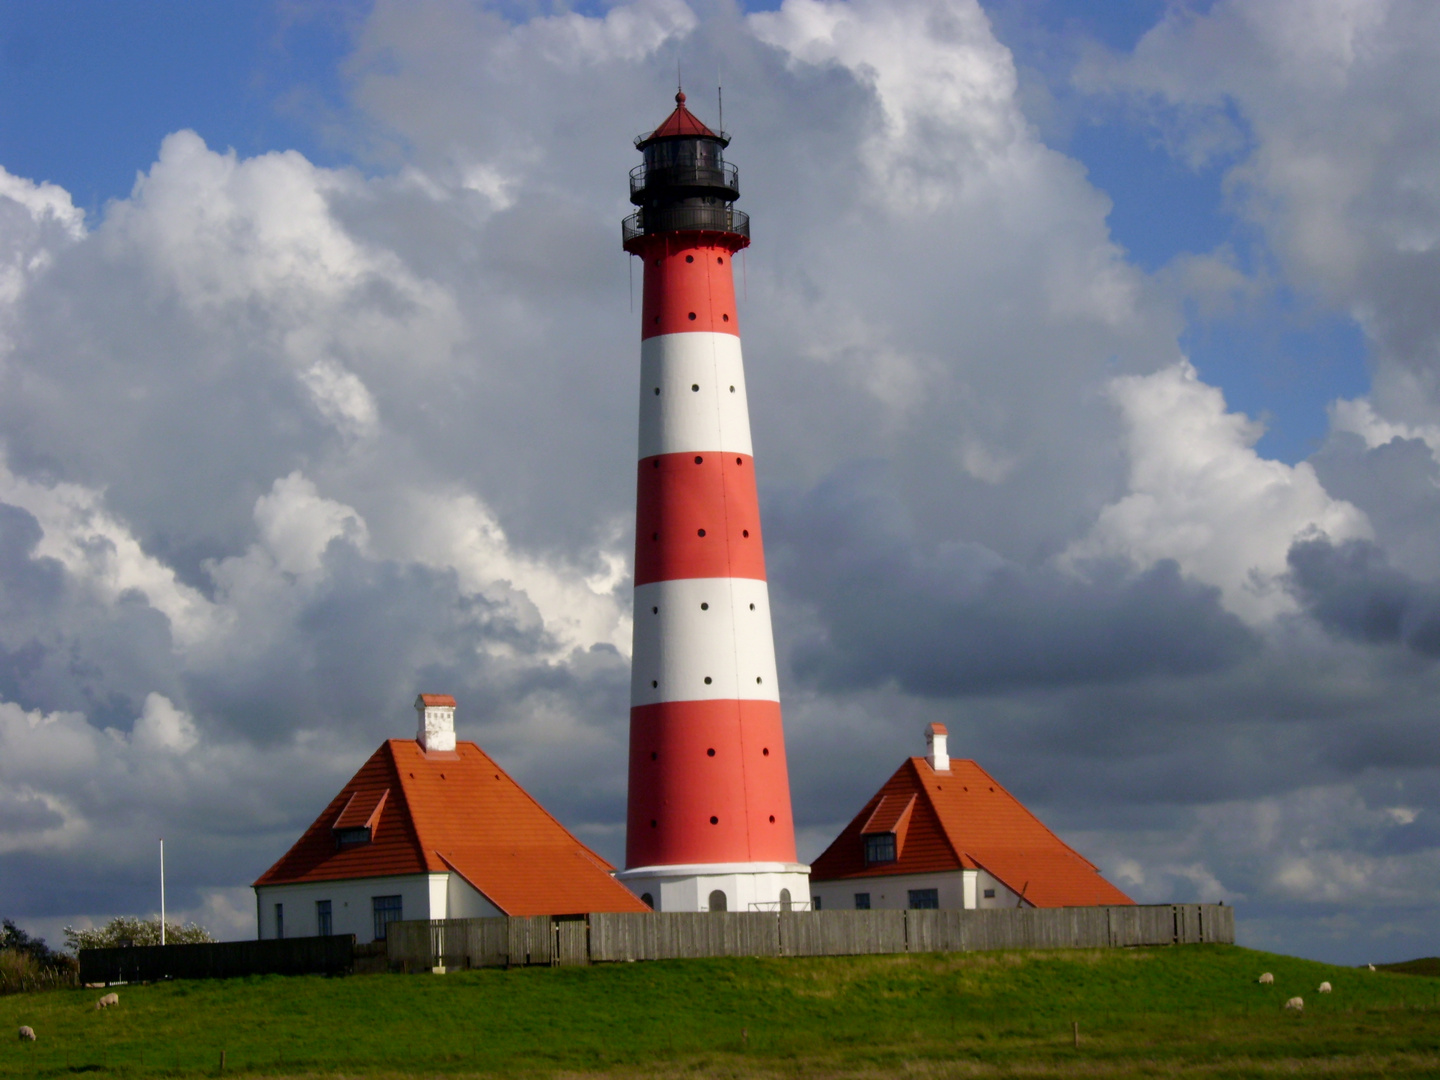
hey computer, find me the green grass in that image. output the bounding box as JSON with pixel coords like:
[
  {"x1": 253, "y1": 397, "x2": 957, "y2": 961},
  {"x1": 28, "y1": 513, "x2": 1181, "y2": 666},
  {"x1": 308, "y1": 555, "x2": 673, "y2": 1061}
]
[{"x1": 2, "y1": 945, "x2": 1439, "y2": 1078}]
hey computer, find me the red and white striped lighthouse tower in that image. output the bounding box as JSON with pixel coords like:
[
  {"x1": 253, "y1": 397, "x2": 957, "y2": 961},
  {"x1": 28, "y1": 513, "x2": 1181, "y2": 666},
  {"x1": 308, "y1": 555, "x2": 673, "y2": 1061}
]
[{"x1": 616, "y1": 92, "x2": 810, "y2": 913}]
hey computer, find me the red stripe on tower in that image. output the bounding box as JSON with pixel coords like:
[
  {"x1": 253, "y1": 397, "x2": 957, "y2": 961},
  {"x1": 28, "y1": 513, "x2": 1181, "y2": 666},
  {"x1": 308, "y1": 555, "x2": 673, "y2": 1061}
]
[{"x1": 617, "y1": 92, "x2": 810, "y2": 914}]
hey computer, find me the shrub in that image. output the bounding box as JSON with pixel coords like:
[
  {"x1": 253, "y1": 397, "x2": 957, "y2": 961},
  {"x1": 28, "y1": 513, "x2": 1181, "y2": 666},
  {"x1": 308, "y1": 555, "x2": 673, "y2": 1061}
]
[
  {"x1": 0, "y1": 919, "x2": 78, "y2": 994},
  {"x1": 64, "y1": 915, "x2": 214, "y2": 952}
]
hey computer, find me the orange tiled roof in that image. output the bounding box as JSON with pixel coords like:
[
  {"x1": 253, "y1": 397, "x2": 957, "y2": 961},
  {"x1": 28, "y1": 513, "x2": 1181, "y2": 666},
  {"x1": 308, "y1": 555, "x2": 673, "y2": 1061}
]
[
  {"x1": 417, "y1": 694, "x2": 457, "y2": 707},
  {"x1": 810, "y1": 757, "x2": 1133, "y2": 908},
  {"x1": 254, "y1": 739, "x2": 648, "y2": 916}
]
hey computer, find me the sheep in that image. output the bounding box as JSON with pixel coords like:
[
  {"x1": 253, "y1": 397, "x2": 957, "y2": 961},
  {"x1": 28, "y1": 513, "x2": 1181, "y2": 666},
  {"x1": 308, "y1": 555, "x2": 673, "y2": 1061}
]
[
  {"x1": 1368, "y1": 963, "x2": 1376, "y2": 971},
  {"x1": 1258, "y1": 972, "x2": 1274, "y2": 984},
  {"x1": 1319, "y1": 981, "x2": 1332, "y2": 993},
  {"x1": 1284, "y1": 996, "x2": 1304, "y2": 1011},
  {"x1": 94, "y1": 992, "x2": 119, "y2": 1010},
  {"x1": 17, "y1": 1026, "x2": 36, "y2": 1042}
]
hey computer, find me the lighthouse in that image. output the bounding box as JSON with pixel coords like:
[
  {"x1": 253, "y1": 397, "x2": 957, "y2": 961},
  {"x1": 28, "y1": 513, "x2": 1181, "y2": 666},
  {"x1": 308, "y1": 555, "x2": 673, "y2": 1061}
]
[{"x1": 615, "y1": 92, "x2": 811, "y2": 913}]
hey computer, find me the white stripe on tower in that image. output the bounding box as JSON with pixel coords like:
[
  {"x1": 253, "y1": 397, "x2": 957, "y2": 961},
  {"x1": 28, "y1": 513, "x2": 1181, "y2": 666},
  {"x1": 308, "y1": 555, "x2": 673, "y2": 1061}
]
[{"x1": 639, "y1": 333, "x2": 753, "y2": 457}]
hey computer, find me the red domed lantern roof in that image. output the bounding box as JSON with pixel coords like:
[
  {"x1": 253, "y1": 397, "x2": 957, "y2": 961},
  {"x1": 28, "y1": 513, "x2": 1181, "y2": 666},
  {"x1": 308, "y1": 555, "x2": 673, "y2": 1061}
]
[{"x1": 636, "y1": 89, "x2": 727, "y2": 147}]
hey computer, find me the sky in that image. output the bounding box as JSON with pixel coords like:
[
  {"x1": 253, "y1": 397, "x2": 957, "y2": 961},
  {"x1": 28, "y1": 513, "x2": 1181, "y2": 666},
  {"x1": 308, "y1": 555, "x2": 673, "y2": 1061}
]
[{"x1": 0, "y1": 0, "x2": 1437, "y2": 966}]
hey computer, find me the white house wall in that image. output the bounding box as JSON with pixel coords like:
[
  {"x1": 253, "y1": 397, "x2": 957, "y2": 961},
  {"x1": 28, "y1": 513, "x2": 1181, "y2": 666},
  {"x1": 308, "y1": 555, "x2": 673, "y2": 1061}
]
[
  {"x1": 811, "y1": 870, "x2": 964, "y2": 911},
  {"x1": 255, "y1": 874, "x2": 444, "y2": 942},
  {"x1": 811, "y1": 869, "x2": 1028, "y2": 911},
  {"x1": 446, "y1": 871, "x2": 502, "y2": 919},
  {"x1": 974, "y1": 869, "x2": 1025, "y2": 908}
]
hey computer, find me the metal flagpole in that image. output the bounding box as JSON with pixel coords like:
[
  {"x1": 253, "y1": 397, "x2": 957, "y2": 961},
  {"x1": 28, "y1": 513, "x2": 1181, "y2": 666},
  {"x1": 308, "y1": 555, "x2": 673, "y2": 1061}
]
[{"x1": 160, "y1": 838, "x2": 166, "y2": 946}]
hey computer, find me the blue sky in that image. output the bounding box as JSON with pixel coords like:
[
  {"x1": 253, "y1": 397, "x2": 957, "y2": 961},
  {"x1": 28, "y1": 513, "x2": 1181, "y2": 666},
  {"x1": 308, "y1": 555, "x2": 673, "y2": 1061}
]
[{"x1": 1, "y1": 0, "x2": 1436, "y2": 964}]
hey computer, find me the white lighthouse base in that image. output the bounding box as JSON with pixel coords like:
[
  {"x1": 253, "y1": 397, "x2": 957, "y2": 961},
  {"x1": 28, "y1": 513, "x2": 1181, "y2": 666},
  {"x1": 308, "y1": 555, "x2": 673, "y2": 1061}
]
[{"x1": 616, "y1": 862, "x2": 811, "y2": 913}]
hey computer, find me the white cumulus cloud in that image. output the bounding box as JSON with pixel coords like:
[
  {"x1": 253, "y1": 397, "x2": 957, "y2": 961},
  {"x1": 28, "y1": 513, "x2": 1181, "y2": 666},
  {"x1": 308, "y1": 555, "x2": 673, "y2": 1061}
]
[{"x1": 1069, "y1": 361, "x2": 1370, "y2": 621}]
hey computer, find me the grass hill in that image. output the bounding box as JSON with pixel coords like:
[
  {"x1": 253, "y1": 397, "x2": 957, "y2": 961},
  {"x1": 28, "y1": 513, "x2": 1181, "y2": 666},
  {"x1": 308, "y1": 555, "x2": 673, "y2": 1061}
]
[
  {"x1": 3, "y1": 944, "x2": 1438, "y2": 1077},
  {"x1": 1378, "y1": 957, "x2": 1440, "y2": 979}
]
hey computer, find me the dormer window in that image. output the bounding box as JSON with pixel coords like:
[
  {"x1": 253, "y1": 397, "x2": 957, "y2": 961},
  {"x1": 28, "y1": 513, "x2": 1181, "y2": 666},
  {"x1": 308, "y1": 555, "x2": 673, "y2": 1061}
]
[
  {"x1": 859, "y1": 792, "x2": 914, "y2": 865},
  {"x1": 864, "y1": 832, "x2": 896, "y2": 865},
  {"x1": 332, "y1": 788, "x2": 388, "y2": 850}
]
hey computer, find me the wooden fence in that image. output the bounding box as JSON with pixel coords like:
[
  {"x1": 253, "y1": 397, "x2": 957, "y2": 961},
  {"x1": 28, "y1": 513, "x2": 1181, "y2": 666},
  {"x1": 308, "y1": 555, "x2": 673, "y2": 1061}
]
[
  {"x1": 80, "y1": 935, "x2": 356, "y2": 985},
  {"x1": 387, "y1": 903, "x2": 1233, "y2": 970}
]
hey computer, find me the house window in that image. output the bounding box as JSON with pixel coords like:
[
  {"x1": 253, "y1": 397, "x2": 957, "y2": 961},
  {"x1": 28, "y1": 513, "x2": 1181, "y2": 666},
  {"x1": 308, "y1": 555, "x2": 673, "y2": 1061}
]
[
  {"x1": 983, "y1": 888, "x2": 996, "y2": 899},
  {"x1": 335, "y1": 826, "x2": 371, "y2": 847},
  {"x1": 708, "y1": 890, "x2": 728, "y2": 912},
  {"x1": 863, "y1": 833, "x2": 896, "y2": 865},
  {"x1": 316, "y1": 900, "x2": 332, "y2": 937},
  {"x1": 780, "y1": 888, "x2": 792, "y2": 912},
  {"x1": 814, "y1": 895, "x2": 823, "y2": 910},
  {"x1": 908, "y1": 888, "x2": 939, "y2": 910},
  {"x1": 854, "y1": 892, "x2": 871, "y2": 910},
  {"x1": 274, "y1": 903, "x2": 284, "y2": 939},
  {"x1": 372, "y1": 895, "x2": 403, "y2": 940},
  {"x1": 640, "y1": 892, "x2": 654, "y2": 909}
]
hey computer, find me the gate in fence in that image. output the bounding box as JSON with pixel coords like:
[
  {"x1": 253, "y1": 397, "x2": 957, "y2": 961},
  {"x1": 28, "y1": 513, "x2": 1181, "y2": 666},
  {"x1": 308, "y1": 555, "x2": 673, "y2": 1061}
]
[{"x1": 385, "y1": 903, "x2": 1232, "y2": 971}]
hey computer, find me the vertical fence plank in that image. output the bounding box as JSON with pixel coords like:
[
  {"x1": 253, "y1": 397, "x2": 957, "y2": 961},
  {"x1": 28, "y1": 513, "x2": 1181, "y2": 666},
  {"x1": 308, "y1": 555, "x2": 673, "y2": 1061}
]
[{"x1": 555, "y1": 920, "x2": 589, "y2": 966}]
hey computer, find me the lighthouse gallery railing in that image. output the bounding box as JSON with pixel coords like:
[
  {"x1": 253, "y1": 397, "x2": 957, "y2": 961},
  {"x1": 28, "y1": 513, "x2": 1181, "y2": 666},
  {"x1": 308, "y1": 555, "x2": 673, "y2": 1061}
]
[{"x1": 622, "y1": 207, "x2": 750, "y2": 244}]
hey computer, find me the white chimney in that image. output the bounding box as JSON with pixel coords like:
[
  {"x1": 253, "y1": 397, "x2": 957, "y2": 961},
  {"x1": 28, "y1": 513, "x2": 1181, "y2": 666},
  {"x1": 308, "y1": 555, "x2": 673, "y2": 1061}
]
[
  {"x1": 415, "y1": 694, "x2": 456, "y2": 753},
  {"x1": 925, "y1": 722, "x2": 949, "y2": 773}
]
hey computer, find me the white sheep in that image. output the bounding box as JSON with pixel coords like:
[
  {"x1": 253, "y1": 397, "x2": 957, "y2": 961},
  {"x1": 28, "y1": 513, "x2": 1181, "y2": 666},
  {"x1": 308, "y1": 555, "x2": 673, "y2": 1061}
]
[
  {"x1": 17, "y1": 1026, "x2": 36, "y2": 1042},
  {"x1": 94, "y1": 992, "x2": 119, "y2": 1010},
  {"x1": 1258, "y1": 972, "x2": 1274, "y2": 984},
  {"x1": 1368, "y1": 963, "x2": 1376, "y2": 971},
  {"x1": 1319, "y1": 981, "x2": 1332, "y2": 993},
  {"x1": 1284, "y1": 996, "x2": 1304, "y2": 1011}
]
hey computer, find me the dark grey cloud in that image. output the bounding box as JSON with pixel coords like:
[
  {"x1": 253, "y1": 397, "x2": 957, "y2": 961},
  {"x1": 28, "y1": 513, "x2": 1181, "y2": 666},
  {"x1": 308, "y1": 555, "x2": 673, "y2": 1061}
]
[
  {"x1": 768, "y1": 463, "x2": 1255, "y2": 695},
  {"x1": 1287, "y1": 535, "x2": 1440, "y2": 657},
  {"x1": 1312, "y1": 432, "x2": 1440, "y2": 578},
  {"x1": 0, "y1": 501, "x2": 179, "y2": 724}
]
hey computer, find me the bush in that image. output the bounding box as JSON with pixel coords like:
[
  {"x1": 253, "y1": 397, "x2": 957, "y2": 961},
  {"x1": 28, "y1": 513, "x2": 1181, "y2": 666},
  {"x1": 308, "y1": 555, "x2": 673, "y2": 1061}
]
[
  {"x1": 64, "y1": 915, "x2": 214, "y2": 952},
  {"x1": 0, "y1": 921, "x2": 79, "y2": 994}
]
